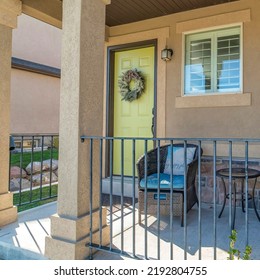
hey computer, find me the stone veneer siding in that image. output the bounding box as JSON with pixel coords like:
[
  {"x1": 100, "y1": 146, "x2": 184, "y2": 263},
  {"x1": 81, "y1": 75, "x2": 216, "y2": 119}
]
[{"x1": 199, "y1": 157, "x2": 260, "y2": 210}]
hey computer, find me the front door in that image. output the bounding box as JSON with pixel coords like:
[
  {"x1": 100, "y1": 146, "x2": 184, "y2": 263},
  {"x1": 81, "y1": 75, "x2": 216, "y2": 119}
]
[{"x1": 113, "y1": 46, "x2": 155, "y2": 176}]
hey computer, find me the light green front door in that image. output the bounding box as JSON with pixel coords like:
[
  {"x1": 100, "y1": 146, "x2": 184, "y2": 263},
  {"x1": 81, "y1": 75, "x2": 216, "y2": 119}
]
[{"x1": 113, "y1": 46, "x2": 155, "y2": 176}]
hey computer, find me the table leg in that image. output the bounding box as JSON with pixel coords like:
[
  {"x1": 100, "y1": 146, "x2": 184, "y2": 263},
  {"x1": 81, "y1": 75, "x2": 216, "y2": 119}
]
[
  {"x1": 232, "y1": 180, "x2": 237, "y2": 230},
  {"x1": 218, "y1": 177, "x2": 227, "y2": 218},
  {"x1": 252, "y1": 178, "x2": 260, "y2": 221},
  {"x1": 241, "y1": 179, "x2": 245, "y2": 213}
]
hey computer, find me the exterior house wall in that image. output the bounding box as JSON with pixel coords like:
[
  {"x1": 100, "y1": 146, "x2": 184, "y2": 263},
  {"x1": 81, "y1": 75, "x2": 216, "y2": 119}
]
[
  {"x1": 10, "y1": 69, "x2": 60, "y2": 133},
  {"x1": 10, "y1": 13, "x2": 61, "y2": 134},
  {"x1": 12, "y1": 13, "x2": 61, "y2": 68},
  {"x1": 106, "y1": 0, "x2": 260, "y2": 205},
  {"x1": 107, "y1": 0, "x2": 260, "y2": 146}
]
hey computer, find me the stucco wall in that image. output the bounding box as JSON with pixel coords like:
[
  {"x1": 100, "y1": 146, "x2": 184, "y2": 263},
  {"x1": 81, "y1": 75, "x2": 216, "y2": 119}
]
[
  {"x1": 10, "y1": 69, "x2": 60, "y2": 133},
  {"x1": 10, "y1": 13, "x2": 61, "y2": 134},
  {"x1": 12, "y1": 13, "x2": 61, "y2": 68},
  {"x1": 108, "y1": 0, "x2": 260, "y2": 140}
]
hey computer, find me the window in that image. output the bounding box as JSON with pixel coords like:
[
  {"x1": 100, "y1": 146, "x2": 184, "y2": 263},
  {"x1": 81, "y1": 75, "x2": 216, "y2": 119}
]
[{"x1": 184, "y1": 26, "x2": 241, "y2": 95}]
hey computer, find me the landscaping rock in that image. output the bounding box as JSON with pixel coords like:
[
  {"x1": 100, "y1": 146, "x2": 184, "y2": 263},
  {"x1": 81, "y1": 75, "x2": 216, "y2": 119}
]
[
  {"x1": 10, "y1": 178, "x2": 31, "y2": 191},
  {"x1": 10, "y1": 159, "x2": 59, "y2": 189},
  {"x1": 25, "y1": 161, "x2": 49, "y2": 174},
  {"x1": 42, "y1": 159, "x2": 58, "y2": 171},
  {"x1": 10, "y1": 166, "x2": 27, "y2": 179},
  {"x1": 31, "y1": 172, "x2": 58, "y2": 185}
]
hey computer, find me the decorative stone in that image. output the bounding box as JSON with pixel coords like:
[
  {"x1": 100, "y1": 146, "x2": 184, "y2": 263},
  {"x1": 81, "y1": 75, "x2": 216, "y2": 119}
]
[
  {"x1": 201, "y1": 188, "x2": 213, "y2": 204},
  {"x1": 31, "y1": 172, "x2": 58, "y2": 185},
  {"x1": 10, "y1": 166, "x2": 27, "y2": 179},
  {"x1": 10, "y1": 178, "x2": 31, "y2": 191},
  {"x1": 25, "y1": 161, "x2": 49, "y2": 174},
  {"x1": 43, "y1": 159, "x2": 58, "y2": 171},
  {"x1": 201, "y1": 162, "x2": 213, "y2": 175}
]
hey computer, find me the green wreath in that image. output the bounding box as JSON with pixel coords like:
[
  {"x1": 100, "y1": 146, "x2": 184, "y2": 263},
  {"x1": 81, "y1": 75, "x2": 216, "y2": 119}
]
[{"x1": 118, "y1": 68, "x2": 145, "y2": 102}]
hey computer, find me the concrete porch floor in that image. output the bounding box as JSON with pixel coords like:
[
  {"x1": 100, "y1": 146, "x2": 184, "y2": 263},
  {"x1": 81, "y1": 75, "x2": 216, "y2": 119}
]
[{"x1": 1, "y1": 200, "x2": 260, "y2": 260}]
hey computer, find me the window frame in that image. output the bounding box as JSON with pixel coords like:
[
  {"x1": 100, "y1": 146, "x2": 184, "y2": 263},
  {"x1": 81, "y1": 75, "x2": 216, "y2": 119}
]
[{"x1": 182, "y1": 24, "x2": 243, "y2": 97}]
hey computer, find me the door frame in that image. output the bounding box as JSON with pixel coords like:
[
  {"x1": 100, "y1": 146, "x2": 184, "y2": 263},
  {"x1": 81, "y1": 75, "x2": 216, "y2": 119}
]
[
  {"x1": 106, "y1": 40, "x2": 158, "y2": 137},
  {"x1": 105, "y1": 40, "x2": 158, "y2": 176}
]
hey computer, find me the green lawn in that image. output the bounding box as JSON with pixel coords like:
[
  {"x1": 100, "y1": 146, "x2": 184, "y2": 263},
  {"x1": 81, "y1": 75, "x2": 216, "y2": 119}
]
[
  {"x1": 10, "y1": 148, "x2": 59, "y2": 169},
  {"x1": 11, "y1": 149, "x2": 59, "y2": 211},
  {"x1": 13, "y1": 185, "x2": 58, "y2": 212}
]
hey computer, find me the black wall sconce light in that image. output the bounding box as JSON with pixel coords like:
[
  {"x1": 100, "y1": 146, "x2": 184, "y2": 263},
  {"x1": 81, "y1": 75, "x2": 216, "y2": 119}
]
[{"x1": 161, "y1": 47, "x2": 173, "y2": 61}]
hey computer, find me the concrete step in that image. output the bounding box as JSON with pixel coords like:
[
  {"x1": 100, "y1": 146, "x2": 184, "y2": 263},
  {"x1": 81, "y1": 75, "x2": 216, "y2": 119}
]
[
  {"x1": 102, "y1": 176, "x2": 139, "y2": 198},
  {"x1": 0, "y1": 241, "x2": 48, "y2": 260}
]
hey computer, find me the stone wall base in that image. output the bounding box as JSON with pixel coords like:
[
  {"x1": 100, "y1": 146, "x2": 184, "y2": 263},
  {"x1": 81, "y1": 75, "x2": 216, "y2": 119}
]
[{"x1": 199, "y1": 157, "x2": 260, "y2": 210}]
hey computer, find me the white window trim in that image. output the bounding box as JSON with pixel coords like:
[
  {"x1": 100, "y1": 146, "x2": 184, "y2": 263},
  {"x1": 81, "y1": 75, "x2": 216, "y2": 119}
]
[{"x1": 182, "y1": 23, "x2": 243, "y2": 97}]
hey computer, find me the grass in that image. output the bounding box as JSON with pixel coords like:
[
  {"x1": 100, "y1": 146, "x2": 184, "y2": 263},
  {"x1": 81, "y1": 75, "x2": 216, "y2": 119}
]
[
  {"x1": 11, "y1": 149, "x2": 59, "y2": 211},
  {"x1": 10, "y1": 148, "x2": 59, "y2": 169},
  {"x1": 13, "y1": 184, "x2": 58, "y2": 212}
]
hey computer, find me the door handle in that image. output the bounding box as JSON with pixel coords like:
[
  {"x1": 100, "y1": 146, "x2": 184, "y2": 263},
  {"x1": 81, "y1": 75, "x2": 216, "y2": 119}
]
[
  {"x1": 151, "y1": 122, "x2": 154, "y2": 136},
  {"x1": 151, "y1": 107, "x2": 155, "y2": 136}
]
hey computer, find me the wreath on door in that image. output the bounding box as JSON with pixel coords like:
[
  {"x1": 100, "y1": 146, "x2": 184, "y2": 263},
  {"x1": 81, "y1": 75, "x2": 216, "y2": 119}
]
[{"x1": 118, "y1": 68, "x2": 145, "y2": 102}]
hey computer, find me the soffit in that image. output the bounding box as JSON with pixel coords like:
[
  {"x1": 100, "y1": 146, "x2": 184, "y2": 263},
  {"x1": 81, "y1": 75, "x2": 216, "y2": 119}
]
[
  {"x1": 106, "y1": 0, "x2": 239, "y2": 26},
  {"x1": 22, "y1": 0, "x2": 239, "y2": 28}
]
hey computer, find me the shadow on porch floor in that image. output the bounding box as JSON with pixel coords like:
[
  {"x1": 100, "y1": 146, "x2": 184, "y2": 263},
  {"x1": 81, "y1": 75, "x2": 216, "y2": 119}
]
[
  {"x1": 0, "y1": 196, "x2": 260, "y2": 260},
  {"x1": 95, "y1": 200, "x2": 260, "y2": 260}
]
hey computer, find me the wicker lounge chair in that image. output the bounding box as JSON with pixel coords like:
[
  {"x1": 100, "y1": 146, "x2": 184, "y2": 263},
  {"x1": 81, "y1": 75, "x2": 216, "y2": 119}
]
[{"x1": 136, "y1": 143, "x2": 202, "y2": 226}]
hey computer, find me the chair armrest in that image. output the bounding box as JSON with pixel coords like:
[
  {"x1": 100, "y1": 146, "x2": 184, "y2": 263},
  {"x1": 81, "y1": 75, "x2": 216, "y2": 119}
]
[
  {"x1": 136, "y1": 145, "x2": 168, "y2": 183},
  {"x1": 136, "y1": 149, "x2": 158, "y2": 183},
  {"x1": 186, "y1": 159, "x2": 199, "y2": 189},
  {"x1": 185, "y1": 145, "x2": 202, "y2": 189}
]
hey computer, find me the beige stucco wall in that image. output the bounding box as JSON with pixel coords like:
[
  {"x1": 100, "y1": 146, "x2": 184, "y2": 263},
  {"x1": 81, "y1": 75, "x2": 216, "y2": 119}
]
[
  {"x1": 108, "y1": 0, "x2": 260, "y2": 141},
  {"x1": 10, "y1": 13, "x2": 61, "y2": 134},
  {"x1": 10, "y1": 69, "x2": 60, "y2": 133},
  {"x1": 12, "y1": 13, "x2": 61, "y2": 68}
]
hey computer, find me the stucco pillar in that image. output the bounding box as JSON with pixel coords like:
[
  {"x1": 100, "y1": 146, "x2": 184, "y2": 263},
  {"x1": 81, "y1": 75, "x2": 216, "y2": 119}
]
[
  {"x1": 0, "y1": 0, "x2": 21, "y2": 227},
  {"x1": 45, "y1": 0, "x2": 110, "y2": 260}
]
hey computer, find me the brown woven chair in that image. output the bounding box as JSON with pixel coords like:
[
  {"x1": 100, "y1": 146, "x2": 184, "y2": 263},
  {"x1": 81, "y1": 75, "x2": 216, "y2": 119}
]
[{"x1": 136, "y1": 143, "x2": 202, "y2": 226}]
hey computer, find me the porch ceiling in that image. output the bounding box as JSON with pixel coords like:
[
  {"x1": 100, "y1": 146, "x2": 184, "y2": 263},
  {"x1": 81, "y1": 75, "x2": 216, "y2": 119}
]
[
  {"x1": 21, "y1": 0, "x2": 239, "y2": 28},
  {"x1": 105, "y1": 0, "x2": 239, "y2": 26}
]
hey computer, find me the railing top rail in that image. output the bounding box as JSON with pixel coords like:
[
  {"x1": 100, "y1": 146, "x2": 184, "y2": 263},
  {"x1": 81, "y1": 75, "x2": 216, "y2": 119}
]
[
  {"x1": 12, "y1": 133, "x2": 59, "y2": 137},
  {"x1": 80, "y1": 135, "x2": 260, "y2": 143}
]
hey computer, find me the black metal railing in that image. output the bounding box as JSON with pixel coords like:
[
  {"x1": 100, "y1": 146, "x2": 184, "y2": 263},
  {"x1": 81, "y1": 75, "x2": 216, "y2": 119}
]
[
  {"x1": 9, "y1": 134, "x2": 59, "y2": 211},
  {"x1": 80, "y1": 136, "x2": 260, "y2": 260}
]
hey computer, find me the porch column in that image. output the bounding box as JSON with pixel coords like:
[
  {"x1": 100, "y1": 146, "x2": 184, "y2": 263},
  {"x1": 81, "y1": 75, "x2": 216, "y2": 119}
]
[
  {"x1": 0, "y1": 0, "x2": 21, "y2": 227},
  {"x1": 45, "y1": 0, "x2": 110, "y2": 260}
]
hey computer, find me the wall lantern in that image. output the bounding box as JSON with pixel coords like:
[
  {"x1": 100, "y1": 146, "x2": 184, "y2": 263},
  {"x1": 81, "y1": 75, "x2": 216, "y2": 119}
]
[{"x1": 161, "y1": 47, "x2": 173, "y2": 61}]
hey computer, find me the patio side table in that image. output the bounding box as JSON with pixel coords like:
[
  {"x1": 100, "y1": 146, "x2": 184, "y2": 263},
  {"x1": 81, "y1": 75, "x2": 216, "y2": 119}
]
[{"x1": 216, "y1": 167, "x2": 260, "y2": 229}]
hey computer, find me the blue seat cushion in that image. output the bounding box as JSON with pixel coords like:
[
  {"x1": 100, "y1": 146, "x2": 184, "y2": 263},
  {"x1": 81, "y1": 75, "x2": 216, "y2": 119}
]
[{"x1": 140, "y1": 173, "x2": 184, "y2": 190}]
